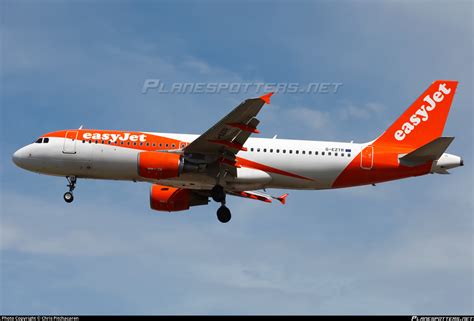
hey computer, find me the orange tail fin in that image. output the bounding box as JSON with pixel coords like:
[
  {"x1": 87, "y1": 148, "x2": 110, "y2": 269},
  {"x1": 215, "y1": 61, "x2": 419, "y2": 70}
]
[{"x1": 374, "y1": 80, "x2": 458, "y2": 149}]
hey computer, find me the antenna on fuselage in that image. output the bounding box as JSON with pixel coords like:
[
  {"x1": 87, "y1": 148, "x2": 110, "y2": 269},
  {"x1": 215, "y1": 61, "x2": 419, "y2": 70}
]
[
  {"x1": 272, "y1": 135, "x2": 278, "y2": 139},
  {"x1": 79, "y1": 125, "x2": 83, "y2": 129}
]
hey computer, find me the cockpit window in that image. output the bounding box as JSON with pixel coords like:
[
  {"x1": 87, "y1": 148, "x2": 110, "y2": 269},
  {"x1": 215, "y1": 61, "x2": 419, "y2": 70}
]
[
  {"x1": 35, "y1": 138, "x2": 43, "y2": 143},
  {"x1": 43, "y1": 138, "x2": 49, "y2": 143}
]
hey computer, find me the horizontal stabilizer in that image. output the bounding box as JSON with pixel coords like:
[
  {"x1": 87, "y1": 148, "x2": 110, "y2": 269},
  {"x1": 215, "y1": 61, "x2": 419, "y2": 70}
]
[
  {"x1": 435, "y1": 168, "x2": 451, "y2": 174},
  {"x1": 399, "y1": 136, "x2": 454, "y2": 167}
]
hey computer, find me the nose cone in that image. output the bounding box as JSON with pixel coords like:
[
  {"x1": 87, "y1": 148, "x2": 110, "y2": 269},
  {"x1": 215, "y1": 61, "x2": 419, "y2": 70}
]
[{"x1": 12, "y1": 147, "x2": 29, "y2": 168}]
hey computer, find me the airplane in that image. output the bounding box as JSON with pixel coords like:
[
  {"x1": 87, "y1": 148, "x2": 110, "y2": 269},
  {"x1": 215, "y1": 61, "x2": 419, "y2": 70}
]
[{"x1": 12, "y1": 80, "x2": 463, "y2": 223}]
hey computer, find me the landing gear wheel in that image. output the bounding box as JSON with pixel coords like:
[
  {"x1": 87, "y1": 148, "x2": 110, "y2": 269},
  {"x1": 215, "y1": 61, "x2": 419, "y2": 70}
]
[
  {"x1": 64, "y1": 192, "x2": 74, "y2": 203},
  {"x1": 217, "y1": 206, "x2": 231, "y2": 223},
  {"x1": 211, "y1": 185, "x2": 226, "y2": 203},
  {"x1": 64, "y1": 176, "x2": 77, "y2": 203}
]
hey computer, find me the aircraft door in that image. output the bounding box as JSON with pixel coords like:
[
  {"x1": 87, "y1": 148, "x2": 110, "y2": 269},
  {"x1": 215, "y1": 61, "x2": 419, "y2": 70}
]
[
  {"x1": 360, "y1": 145, "x2": 373, "y2": 170},
  {"x1": 63, "y1": 131, "x2": 78, "y2": 154}
]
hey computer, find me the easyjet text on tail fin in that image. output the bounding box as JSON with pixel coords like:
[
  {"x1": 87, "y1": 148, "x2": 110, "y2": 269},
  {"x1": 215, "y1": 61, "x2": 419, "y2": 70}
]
[{"x1": 374, "y1": 80, "x2": 458, "y2": 149}]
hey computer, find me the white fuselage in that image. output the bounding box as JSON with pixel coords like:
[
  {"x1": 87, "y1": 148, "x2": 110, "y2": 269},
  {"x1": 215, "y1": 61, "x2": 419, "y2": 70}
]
[
  {"x1": 12, "y1": 132, "x2": 363, "y2": 191},
  {"x1": 13, "y1": 130, "x2": 462, "y2": 192}
]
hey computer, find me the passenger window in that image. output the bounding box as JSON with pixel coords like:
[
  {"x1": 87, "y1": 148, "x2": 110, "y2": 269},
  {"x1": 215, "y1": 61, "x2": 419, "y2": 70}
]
[
  {"x1": 82, "y1": 140, "x2": 85, "y2": 143},
  {"x1": 127, "y1": 142, "x2": 130, "y2": 145},
  {"x1": 43, "y1": 138, "x2": 49, "y2": 143},
  {"x1": 146, "y1": 143, "x2": 150, "y2": 146},
  {"x1": 283, "y1": 150, "x2": 286, "y2": 153},
  {"x1": 309, "y1": 151, "x2": 312, "y2": 155},
  {"x1": 120, "y1": 141, "x2": 124, "y2": 145},
  {"x1": 172, "y1": 144, "x2": 175, "y2": 148},
  {"x1": 108, "y1": 141, "x2": 112, "y2": 144},
  {"x1": 289, "y1": 150, "x2": 292, "y2": 154},
  {"x1": 263, "y1": 149, "x2": 267, "y2": 152},
  {"x1": 257, "y1": 148, "x2": 260, "y2": 152},
  {"x1": 335, "y1": 153, "x2": 338, "y2": 156},
  {"x1": 153, "y1": 143, "x2": 156, "y2": 147},
  {"x1": 140, "y1": 142, "x2": 143, "y2": 146},
  {"x1": 165, "y1": 144, "x2": 169, "y2": 148},
  {"x1": 89, "y1": 140, "x2": 92, "y2": 144},
  {"x1": 133, "y1": 142, "x2": 137, "y2": 146},
  {"x1": 322, "y1": 151, "x2": 325, "y2": 156},
  {"x1": 341, "y1": 153, "x2": 344, "y2": 157},
  {"x1": 348, "y1": 154, "x2": 351, "y2": 157},
  {"x1": 159, "y1": 143, "x2": 162, "y2": 147},
  {"x1": 95, "y1": 140, "x2": 98, "y2": 144},
  {"x1": 302, "y1": 151, "x2": 305, "y2": 154},
  {"x1": 296, "y1": 150, "x2": 299, "y2": 154},
  {"x1": 276, "y1": 149, "x2": 280, "y2": 153},
  {"x1": 250, "y1": 148, "x2": 254, "y2": 152},
  {"x1": 328, "y1": 152, "x2": 331, "y2": 156},
  {"x1": 270, "y1": 149, "x2": 273, "y2": 153}
]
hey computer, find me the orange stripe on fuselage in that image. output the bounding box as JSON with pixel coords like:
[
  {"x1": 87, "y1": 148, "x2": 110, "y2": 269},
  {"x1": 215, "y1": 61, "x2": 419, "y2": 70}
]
[
  {"x1": 43, "y1": 129, "x2": 184, "y2": 151},
  {"x1": 332, "y1": 144, "x2": 432, "y2": 188}
]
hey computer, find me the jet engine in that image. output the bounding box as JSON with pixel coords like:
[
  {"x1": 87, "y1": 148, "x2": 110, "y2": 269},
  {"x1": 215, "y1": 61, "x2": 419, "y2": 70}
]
[
  {"x1": 138, "y1": 151, "x2": 201, "y2": 180},
  {"x1": 150, "y1": 184, "x2": 208, "y2": 212}
]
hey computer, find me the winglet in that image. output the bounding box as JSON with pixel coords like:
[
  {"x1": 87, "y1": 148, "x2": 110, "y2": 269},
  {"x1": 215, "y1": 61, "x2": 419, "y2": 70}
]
[
  {"x1": 275, "y1": 193, "x2": 288, "y2": 205},
  {"x1": 260, "y1": 92, "x2": 274, "y2": 104}
]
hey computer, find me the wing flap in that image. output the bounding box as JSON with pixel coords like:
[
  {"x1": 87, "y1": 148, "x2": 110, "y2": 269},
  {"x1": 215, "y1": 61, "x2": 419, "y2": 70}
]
[{"x1": 228, "y1": 190, "x2": 288, "y2": 204}]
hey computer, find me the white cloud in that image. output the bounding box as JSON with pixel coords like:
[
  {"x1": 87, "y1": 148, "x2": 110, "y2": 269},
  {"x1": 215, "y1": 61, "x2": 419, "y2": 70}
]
[
  {"x1": 285, "y1": 107, "x2": 330, "y2": 132},
  {"x1": 338, "y1": 102, "x2": 386, "y2": 120}
]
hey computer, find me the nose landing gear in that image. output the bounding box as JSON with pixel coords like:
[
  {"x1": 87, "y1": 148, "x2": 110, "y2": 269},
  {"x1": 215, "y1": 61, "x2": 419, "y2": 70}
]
[
  {"x1": 63, "y1": 176, "x2": 77, "y2": 203},
  {"x1": 212, "y1": 185, "x2": 231, "y2": 223}
]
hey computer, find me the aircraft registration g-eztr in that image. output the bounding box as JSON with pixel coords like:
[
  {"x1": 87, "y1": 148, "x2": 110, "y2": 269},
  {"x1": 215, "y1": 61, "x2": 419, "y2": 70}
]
[{"x1": 12, "y1": 80, "x2": 463, "y2": 223}]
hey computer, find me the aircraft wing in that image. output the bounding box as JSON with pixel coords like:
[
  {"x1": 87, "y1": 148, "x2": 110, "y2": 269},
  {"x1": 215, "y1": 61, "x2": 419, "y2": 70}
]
[{"x1": 184, "y1": 93, "x2": 273, "y2": 158}]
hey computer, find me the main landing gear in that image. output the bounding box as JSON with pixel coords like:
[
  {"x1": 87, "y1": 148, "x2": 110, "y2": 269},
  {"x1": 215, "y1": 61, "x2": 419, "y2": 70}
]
[
  {"x1": 63, "y1": 176, "x2": 77, "y2": 203},
  {"x1": 211, "y1": 185, "x2": 231, "y2": 223},
  {"x1": 217, "y1": 206, "x2": 231, "y2": 223}
]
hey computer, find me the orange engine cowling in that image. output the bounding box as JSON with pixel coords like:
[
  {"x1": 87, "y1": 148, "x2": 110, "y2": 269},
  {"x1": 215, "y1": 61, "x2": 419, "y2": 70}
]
[
  {"x1": 138, "y1": 152, "x2": 182, "y2": 180},
  {"x1": 150, "y1": 184, "x2": 190, "y2": 212}
]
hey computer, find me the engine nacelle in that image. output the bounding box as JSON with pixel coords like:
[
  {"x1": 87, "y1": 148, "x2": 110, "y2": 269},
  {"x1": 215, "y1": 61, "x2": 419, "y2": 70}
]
[
  {"x1": 138, "y1": 151, "x2": 204, "y2": 180},
  {"x1": 150, "y1": 184, "x2": 209, "y2": 212},
  {"x1": 138, "y1": 151, "x2": 182, "y2": 179},
  {"x1": 150, "y1": 184, "x2": 190, "y2": 212}
]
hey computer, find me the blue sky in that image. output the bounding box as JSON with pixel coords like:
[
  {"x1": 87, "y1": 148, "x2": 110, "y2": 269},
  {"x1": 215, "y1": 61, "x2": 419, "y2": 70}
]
[{"x1": 1, "y1": 0, "x2": 473, "y2": 315}]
